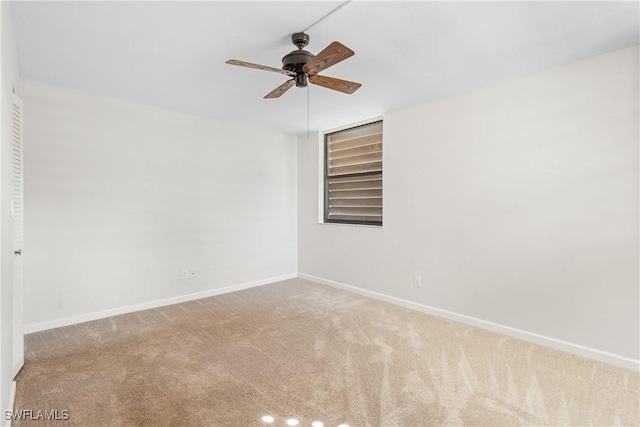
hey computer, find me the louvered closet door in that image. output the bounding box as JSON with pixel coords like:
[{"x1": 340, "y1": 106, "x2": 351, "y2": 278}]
[{"x1": 12, "y1": 95, "x2": 24, "y2": 377}]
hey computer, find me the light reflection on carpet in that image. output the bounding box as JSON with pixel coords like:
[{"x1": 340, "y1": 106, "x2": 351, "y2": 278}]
[{"x1": 261, "y1": 414, "x2": 349, "y2": 427}]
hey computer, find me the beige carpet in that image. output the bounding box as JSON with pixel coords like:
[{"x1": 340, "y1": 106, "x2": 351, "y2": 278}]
[{"x1": 13, "y1": 279, "x2": 639, "y2": 426}]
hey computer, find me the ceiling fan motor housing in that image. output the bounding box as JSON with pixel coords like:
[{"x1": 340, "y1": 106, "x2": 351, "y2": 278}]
[{"x1": 282, "y1": 49, "x2": 314, "y2": 87}]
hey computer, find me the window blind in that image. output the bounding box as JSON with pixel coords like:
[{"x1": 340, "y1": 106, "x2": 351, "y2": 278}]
[{"x1": 325, "y1": 121, "x2": 382, "y2": 225}]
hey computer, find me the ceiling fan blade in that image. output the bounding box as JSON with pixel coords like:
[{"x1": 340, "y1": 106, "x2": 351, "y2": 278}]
[
  {"x1": 302, "y1": 41, "x2": 354, "y2": 76},
  {"x1": 264, "y1": 79, "x2": 296, "y2": 99},
  {"x1": 226, "y1": 59, "x2": 295, "y2": 76},
  {"x1": 309, "y1": 75, "x2": 361, "y2": 94}
]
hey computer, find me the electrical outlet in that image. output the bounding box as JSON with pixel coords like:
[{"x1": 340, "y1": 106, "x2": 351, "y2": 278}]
[
  {"x1": 190, "y1": 269, "x2": 198, "y2": 279},
  {"x1": 181, "y1": 269, "x2": 189, "y2": 279},
  {"x1": 414, "y1": 276, "x2": 422, "y2": 288}
]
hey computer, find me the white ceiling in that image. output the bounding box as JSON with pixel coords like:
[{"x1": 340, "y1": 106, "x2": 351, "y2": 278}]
[{"x1": 11, "y1": 1, "x2": 640, "y2": 135}]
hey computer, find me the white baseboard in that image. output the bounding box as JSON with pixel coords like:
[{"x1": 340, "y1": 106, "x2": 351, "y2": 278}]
[
  {"x1": 298, "y1": 273, "x2": 640, "y2": 372},
  {"x1": 24, "y1": 273, "x2": 297, "y2": 334},
  {"x1": 3, "y1": 381, "x2": 17, "y2": 427}
]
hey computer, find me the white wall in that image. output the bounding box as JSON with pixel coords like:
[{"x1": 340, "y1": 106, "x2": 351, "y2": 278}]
[
  {"x1": 1, "y1": 0, "x2": 21, "y2": 415},
  {"x1": 298, "y1": 47, "x2": 639, "y2": 362},
  {"x1": 22, "y1": 80, "x2": 297, "y2": 328}
]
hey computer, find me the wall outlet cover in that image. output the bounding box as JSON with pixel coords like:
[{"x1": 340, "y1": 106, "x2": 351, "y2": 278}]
[{"x1": 414, "y1": 276, "x2": 422, "y2": 288}]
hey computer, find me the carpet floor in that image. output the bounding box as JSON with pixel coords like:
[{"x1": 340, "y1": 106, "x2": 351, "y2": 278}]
[{"x1": 13, "y1": 279, "x2": 639, "y2": 426}]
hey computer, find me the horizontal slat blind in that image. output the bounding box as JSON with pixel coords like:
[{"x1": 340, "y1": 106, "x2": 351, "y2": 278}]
[{"x1": 325, "y1": 121, "x2": 382, "y2": 225}]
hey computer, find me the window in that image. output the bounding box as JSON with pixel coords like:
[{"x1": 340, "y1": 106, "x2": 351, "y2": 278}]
[{"x1": 324, "y1": 121, "x2": 383, "y2": 226}]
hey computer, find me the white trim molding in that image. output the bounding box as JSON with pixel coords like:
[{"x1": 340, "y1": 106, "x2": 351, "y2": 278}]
[
  {"x1": 24, "y1": 273, "x2": 297, "y2": 334},
  {"x1": 298, "y1": 273, "x2": 640, "y2": 372},
  {"x1": 3, "y1": 381, "x2": 17, "y2": 427}
]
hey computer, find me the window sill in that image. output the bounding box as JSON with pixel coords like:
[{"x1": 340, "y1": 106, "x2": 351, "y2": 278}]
[{"x1": 318, "y1": 221, "x2": 383, "y2": 229}]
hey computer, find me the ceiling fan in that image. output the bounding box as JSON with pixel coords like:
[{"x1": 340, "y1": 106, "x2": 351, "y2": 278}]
[{"x1": 226, "y1": 32, "x2": 361, "y2": 99}]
